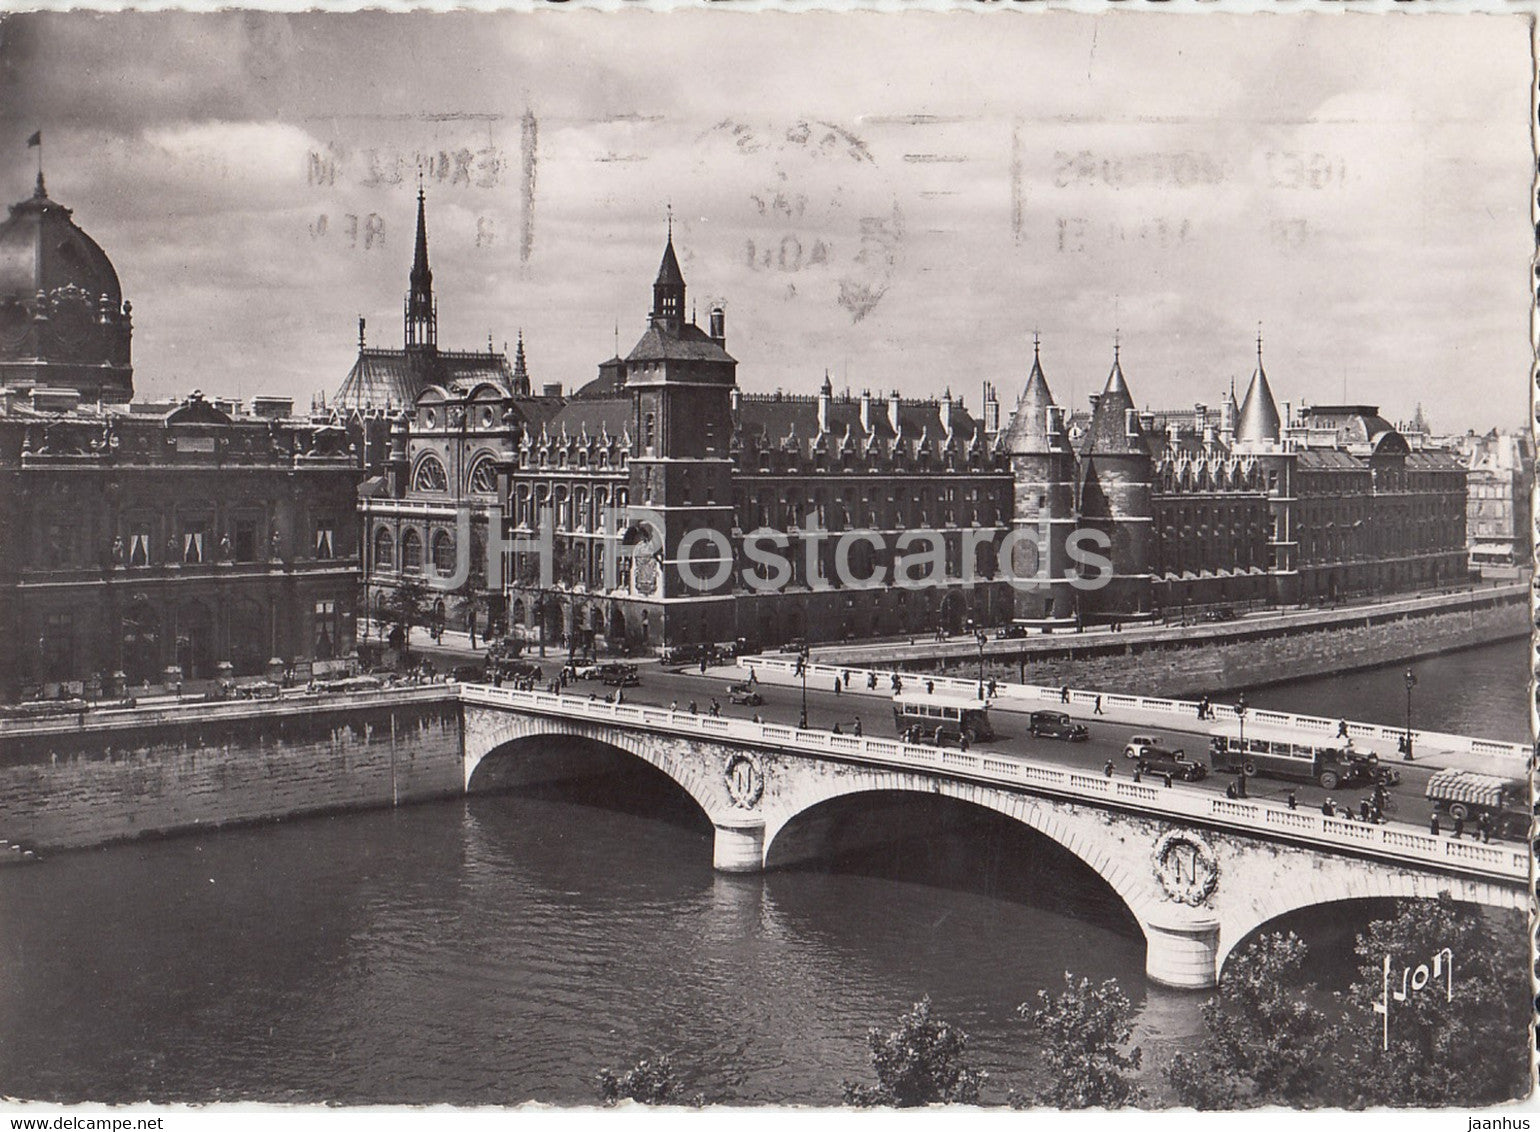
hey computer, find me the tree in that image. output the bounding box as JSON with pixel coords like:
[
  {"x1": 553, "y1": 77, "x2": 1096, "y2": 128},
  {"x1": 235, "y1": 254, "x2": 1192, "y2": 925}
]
[
  {"x1": 379, "y1": 578, "x2": 429, "y2": 648},
  {"x1": 842, "y1": 996, "x2": 987, "y2": 1107},
  {"x1": 1018, "y1": 973, "x2": 1144, "y2": 1108},
  {"x1": 594, "y1": 1055, "x2": 700, "y2": 1107},
  {"x1": 1165, "y1": 932, "x2": 1340, "y2": 1108},
  {"x1": 1335, "y1": 895, "x2": 1530, "y2": 1108}
]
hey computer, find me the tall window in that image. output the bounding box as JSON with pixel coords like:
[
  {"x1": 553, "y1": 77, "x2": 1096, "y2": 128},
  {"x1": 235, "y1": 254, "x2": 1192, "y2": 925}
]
[
  {"x1": 401, "y1": 529, "x2": 423, "y2": 574},
  {"x1": 234, "y1": 519, "x2": 258, "y2": 563},
  {"x1": 313, "y1": 600, "x2": 338, "y2": 660},
  {"x1": 432, "y1": 531, "x2": 456, "y2": 576},
  {"x1": 373, "y1": 527, "x2": 394, "y2": 572},
  {"x1": 182, "y1": 521, "x2": 206, "y2": 564},
  {"x1": 129, "y1": 523, "x2": 151, "y2": 567},
  {"x1": 314, "y1": 520, "x2": 336, "y2": 559}
]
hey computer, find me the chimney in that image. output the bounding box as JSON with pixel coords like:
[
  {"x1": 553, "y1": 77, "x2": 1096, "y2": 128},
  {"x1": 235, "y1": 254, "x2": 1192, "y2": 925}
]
[
  {"x1": 1126, "y1": 409, "x2": 1140, "y2": 439},
  {"x1": 1280, "y1": 400, "x2": 1292, "y2": 430},
  {"x1": 983, "y1": 382, "x2": 1000, "y2": 433},
  {"x1": 709, "y1": 306, "x2": 725, "y2": 343},
  {"x1": 939, "y1": 388, "x2": 954, "y2": 437},
  {"x1": 1047, "y1": 405, "x2": 1065, "y2": 435},
  {"x1": 1088, "y1": 393, "x2": 1101, "y2": 414},
  {"x1": 1138, "y1": 411, "x2": 1156, "y2": 433},
  {"x1": 1220, "y1": 396, "x2": 1236, "y2": 441},
  {"x1": 888, "y1": 390, "x2": 902, "y2": 434},
  {"x1": 1167, "y1": 421, "x2": 1180, "y2": 443},
  {"x1": 860, "y1": 389, "x2": 874, "y2": 432},
  {"x1": 730, "y1": 387, "x2": 742, "y2": 413},
  {"x1": 1193, "y1": 402, "x2": 1206, "y2": 431},
  {"x1": 542, "y1": 382, "x2": 563, "y2": 398},
  {"x1": 817, "y1": 374, "x2": 832, "y2": 433}
]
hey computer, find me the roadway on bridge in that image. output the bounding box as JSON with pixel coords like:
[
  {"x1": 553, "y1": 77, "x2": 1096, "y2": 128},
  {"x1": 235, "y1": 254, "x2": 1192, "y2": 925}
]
[{"x1": 558, "y1": 664, "x2": 1464, "y2": 837}]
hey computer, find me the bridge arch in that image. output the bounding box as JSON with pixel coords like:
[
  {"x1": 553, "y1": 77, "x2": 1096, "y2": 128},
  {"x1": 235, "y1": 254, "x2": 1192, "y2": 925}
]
[{"x1": 762, "y1": 775, "x2": 1169, "y2": 936}]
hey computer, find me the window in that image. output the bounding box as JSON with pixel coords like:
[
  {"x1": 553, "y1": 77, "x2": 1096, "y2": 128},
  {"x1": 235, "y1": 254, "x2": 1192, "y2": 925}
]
[
  {"x1": 313, "y1": 600, "x2": 338, "y2": 660},
  {"x1": 234, "y1": 520, "x2": 257, "y2": 563},
  {"x1": 645, "y1": 412, "x2": 656, "y2": 450},
  {"x1": 129, "y1": 523, "x2": 151, "y2": 567},
  {"x1": 373, "y1": 527, "x2": 394, "y2": 572},
  {"x1": 468, "y1": 456, "x2": 497, "y2": 495},
  {"x1": 42, "y1": 611, "x2": 73, "y2": 680},
  {"x1": 432, "y1": 531, "x2": 456, "y2": 576},
  {"x1": 182, "y1": 521, "x2": 206, "y2": 564},
  {"x1": 412, "y1": 455, "x2": 449, "y2": 493},
  {"x1": 401, "y1": 529, "x2": 423, "y2": 574},
  {"x1": 315, "y1": 520, "x2": 335, "y2": 559}
]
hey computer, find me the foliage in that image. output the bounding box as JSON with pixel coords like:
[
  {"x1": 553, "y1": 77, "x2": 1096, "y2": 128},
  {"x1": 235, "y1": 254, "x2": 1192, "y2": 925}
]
[
  {"x1": 842, "y1": 996, "x2": 987, "y2": 1108},
  {"x1": 1165, "y1": 932, "x2": 1340, "y2": 1108},
  {"x1": 594, "y1": 1055, "x2": 700, "y2": 1107},
  {"x1": 379, "y1": 578, "x2": 430, "y2": 646},
  {"x1": 1335, "y1": 895, "x2": 1531, "y2": 1108},
  {"x1": 1167, "y1": 898, "x2": 1532, "y2": 1110},
  {"x1": 1018, "y1": 973, "x2": 1144, "y2": 1108}
]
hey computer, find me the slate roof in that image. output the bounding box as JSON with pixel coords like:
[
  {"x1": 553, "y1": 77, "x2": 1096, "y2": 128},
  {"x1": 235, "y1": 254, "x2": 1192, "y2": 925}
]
[
  {"x1": 1236, "y1": 363, "x2": 1282, "y2": 444},
  {"x1": 625, "y1": 321, "x2": 736, "y2": 365},
  {"x1": 1079, "y1": 353, "x2": 1149, "y2": 457},
  {"x1": 1001, "y1": 349, "x2": 1068, "y2": 456},
  {"x1": 335, "y1": 348, "x2": 517, "y2": 413},
  {"x1": 734, "y1": 394, "x2": 983, "y2": 451}
]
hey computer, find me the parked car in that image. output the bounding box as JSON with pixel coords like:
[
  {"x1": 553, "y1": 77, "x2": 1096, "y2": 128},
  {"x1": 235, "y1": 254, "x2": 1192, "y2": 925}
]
[
  {"x1": 1200, "y1": 606, "x2": 1238, "y2": 623},
  {"x1": 1123, "y1": 733, "x2": 1165, "y2": 760},
  {"x1": 1028, "y1": 710, "x2": 1089, "y2": 742},
  {"x1": 726, "y1": 682, "x2": 763, "y2": 706},
  {"x1": 995, "y1": 624, "x2": 1029, "y2": 640},
  {"x1": 1137, "y1": 746, "x2": 1208, "y2": 782},
  {"x1": 561, "y1": 662, "x2": 602, "y2": 681},
  {"x1": 599, "y1": 663, "x2": 640, "y2": 687}
]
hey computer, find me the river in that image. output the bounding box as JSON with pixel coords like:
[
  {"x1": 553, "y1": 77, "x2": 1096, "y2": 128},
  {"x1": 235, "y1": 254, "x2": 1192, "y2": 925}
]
[{"x1": 0, "y1": 640, "x2": 1526, "y2": 1105}]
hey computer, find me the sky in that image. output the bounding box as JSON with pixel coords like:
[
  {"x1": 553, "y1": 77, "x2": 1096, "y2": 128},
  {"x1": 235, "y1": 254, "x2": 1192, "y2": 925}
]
[{"x1": 0, "y1": 10, "x2": 1531, "y2": 433}]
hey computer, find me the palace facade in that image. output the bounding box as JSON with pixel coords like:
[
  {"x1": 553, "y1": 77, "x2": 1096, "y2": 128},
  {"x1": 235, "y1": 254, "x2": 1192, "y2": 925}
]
[{"x1": 358, "y1": 196, "x2": 1469, "y2": 653}]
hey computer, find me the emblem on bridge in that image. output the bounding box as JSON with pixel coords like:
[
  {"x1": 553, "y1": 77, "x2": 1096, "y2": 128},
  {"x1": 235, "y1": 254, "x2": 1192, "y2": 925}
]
[
  {"x1": 724, "y1": 754, "x2": 764, "y2": 809},
  {"x1": 1152, "y1": 829, "x2": 1219, "y2": 906}
]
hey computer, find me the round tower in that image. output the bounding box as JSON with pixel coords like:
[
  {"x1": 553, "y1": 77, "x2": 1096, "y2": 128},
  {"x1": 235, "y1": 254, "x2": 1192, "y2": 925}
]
[
  {"x1": 1076, "y1": 345, "x2": 1154, "y2": 621},
  {"x1": 1002, "y1": 336, "x2": 1076, "y2": 624}
]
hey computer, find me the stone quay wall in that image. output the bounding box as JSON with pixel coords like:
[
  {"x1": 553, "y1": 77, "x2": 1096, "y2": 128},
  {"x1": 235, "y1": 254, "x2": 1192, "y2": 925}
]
[
  {"x1": 0, "y1": 686, "x2": 463, "y2": 851},
  {"x1": 934, "y1": 592, "x2": 1528, "y2": 698}
]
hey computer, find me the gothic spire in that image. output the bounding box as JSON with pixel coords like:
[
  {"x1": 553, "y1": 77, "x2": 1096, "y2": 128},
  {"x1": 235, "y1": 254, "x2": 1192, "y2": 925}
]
[{"x1": 404, "y1": 183, "x2": 437, "y2": 351}]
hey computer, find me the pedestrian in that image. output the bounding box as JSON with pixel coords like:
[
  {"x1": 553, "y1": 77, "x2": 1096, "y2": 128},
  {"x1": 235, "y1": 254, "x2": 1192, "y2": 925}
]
[
  {"x1": 752, "y1": 713, "x2": 762, "y2": 723},
  {"x1": 1359, "y1": 799, "x2": 1371, "y2": 823},
  {"x1": 1337, "y1": 719, "x2": 1349, "y2": 739},
  {"x1": 1061, "y1": 685, "x2": 1070, "y2": 704},
  {"x1": 853, "y1": 718, "x2": 863, "y2": 737},
  {"x1": 1132, "y1": 765, "x2": 1142, "y2": 783},
  {"x1": 1478, "y1": 813, "x2": 1491, "y2": 843},
  {"x1": 615, "y1": 687, "x2": 623, "y2": 705},
  {"x1": 1226, "y1": 782, "x2": 1237, "y2": 800},
  {"x1": 834, "y1": 677, "x2": 841, "y2": 695},
  {"x1": 926, "y1": 680, "x2": 935, "y2": 694},
  {"x1": 468, "y1": 610, "x2": 478, "y2": 650},
  {"x1": 867, "y1": 672, "x2": 878, "y2": 690},
  {"x1": 894, "y1": 675, "x2": 904, "y2": 694},
  {"x1": 1163, "y1": 773, "x2": 1173, "y2": 788},
  {"x1": 1104, "y1": 759, "x2": 1114, "y2": 778},
  {"x1": 1430, "y1": 813, "x2": 1440, "y2": 836},
  {"x1": 842, "y1": 671, "x2": 851, "y2": 689},
  {"x1": 710, "y1": 699, "x2": 720, "y2": 717},
  {"x1": 1196, "y1": 697, "x2": 1206, "y2": 720},
  {"x1": 1321, "y1": 798, "x2": 1335, "y2": 816},
  {"x1": 1235, "y1": 774, "x2": 1247, "y2": 799},
  {"x1": 987, "y1": 677, "x2": 998, "y2": 698},
  {"x1": 689, "y1": 700, "x2": 698, "y2": 714},
  {"x1": 832, "y1": 722, "x2": 842, "y2": 735},
  {"x1": 700, "y1": 657, "x2": 708, "y2": 675},
  {"x1": 1094, "y1": 695, "x2": 1104, "y2": 715},
  {"x1": 1452, "y1": 815, "x2": 1465, "y2": 840},
  {"x1": 959, "y1": 732, "x2": 969, "y2": 751},
  {"x1": 1287, "y1": 790, "x2": 1297, "y2": 810},
  {"x1": 748, "y1": 668, "x2": 758, "y2": 686}
]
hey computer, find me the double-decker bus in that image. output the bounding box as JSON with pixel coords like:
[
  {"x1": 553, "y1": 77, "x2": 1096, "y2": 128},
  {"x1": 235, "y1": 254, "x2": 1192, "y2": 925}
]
[
  {"x1": 893, "y1": 691, "x2": 995, "y2": 746},
  {"x1": 1208, "y1": 721, "x2": 1398, "y2": 790}
]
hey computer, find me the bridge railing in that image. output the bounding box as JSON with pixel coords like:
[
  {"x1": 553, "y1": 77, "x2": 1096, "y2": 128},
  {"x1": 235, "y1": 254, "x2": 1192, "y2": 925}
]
[
  {"x1": 460, "y1": 684, "x2": 1530, "y2": 884},
  {"x1": 736, "y1": 657, "x2": 1529, "y2": 764}
]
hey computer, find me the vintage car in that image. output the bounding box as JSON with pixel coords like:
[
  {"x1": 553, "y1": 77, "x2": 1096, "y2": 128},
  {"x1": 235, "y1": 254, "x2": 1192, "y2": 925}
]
[
  {"x1": 726, "y1": 682, "x2": 763, "y2": 706},
  {"x1": 1028, "y1": 710, "x2": 1089, "y2": 742},
  {"x1": 598, "y1": 663, "x2": 641, "y2": 687},
  {"x1": 1136, "y1": 746, "x2": 1208, "y2": 782},
  {"x1": 1123, "y1": 733, "x2": 1165, "y2": 760}
]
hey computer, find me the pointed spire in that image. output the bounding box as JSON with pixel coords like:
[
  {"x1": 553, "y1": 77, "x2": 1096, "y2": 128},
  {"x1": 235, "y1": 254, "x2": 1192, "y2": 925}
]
[
  {"x1": 1236, "y1": 339, "x2": 1282, "y2": 445},
  {"x1": 1004, "y1": 333, "x2": 1066, "y2": 456},
  {"x1": 405, "y1": 182, "x2": 436, "y2": 351},
  {"x1": 1082, "y1": 341, "x2": 1147, "y2": 455},
  {"x1": 512, "y1": 329, "x2": 530, "y2": 395},
  {"x1": 651, "y1": 214, "x2": 686, "y2": 331}
]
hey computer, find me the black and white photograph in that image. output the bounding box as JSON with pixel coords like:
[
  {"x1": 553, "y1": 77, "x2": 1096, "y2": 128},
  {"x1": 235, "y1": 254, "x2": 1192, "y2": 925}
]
[{"x1": 0, "y1": 7, "x2": 1532, "y2": 1117}]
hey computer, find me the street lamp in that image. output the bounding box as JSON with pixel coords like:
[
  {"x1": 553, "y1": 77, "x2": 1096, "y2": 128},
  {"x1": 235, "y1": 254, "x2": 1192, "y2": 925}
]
[
  {"x1": 1235, "y1": 694, "x2": 1249, "y2": 796},
  {"x1": 1403, "y1": 669, "x2": 1417, "y2": 760},
  {"x1": 976, "y1": 629, "x2": 988, "y2": 700},
  {"x1": 797, "y1": 645, "x2": 810, "y2": 730}
]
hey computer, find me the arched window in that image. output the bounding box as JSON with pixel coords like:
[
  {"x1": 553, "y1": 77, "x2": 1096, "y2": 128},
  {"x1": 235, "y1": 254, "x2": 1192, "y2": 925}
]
[
  {"x1": 373, "y1": 527, "x2": 394, "y2": 572},
  {"x1": 401, "y1": 528, "x2": 424, "y2": 573},
  {"x1": 432, "y1": 531, "x2": 456, "y2": 576},
  {"x1": 467, "y1": 455, "x2": 498, "y2": 495},
  {"x1": 413, "y1": 455, "x2": 449, "y2": 493}
]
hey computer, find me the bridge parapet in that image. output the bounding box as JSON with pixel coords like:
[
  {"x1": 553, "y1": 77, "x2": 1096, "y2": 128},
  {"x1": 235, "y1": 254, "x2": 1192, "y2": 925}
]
[
  {"x1": 737, "y1": 657, "x2": 1530, "y2": 767},
  {"x1": 458, "y1": 685, "x2": 1529, "y2": 885}
]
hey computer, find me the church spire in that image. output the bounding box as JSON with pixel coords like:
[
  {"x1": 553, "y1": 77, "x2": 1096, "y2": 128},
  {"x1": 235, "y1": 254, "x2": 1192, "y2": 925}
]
[
  {"x1": 512, "y1": 329, "x2": 530, "y2": 396},
  {"x1": 404, "y1": 182, "x2": 436, "y2": 352},
  {"x1": 651, "y1": 214, "x2": 686, "y2": 333}
]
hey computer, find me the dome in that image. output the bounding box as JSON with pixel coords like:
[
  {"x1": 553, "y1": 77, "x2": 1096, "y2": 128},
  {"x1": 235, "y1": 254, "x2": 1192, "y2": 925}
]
[
  {"x1": 0, "y1": 175, "x2": 123, "y2": 306},
  {"x1": 0, "y1": 173, "x2": 134, "y2": 402}
]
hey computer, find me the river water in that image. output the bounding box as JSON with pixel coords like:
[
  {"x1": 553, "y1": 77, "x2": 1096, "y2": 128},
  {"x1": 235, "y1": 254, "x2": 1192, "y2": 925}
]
[{"x1": 0, "y1": 640, "x2": 1527, "y2": 1105}]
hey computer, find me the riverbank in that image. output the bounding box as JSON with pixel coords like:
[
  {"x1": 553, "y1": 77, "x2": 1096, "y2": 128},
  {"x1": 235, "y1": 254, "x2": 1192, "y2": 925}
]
[{"x1": 809, "y1": 584, "x2": 1528, "y2": 698}]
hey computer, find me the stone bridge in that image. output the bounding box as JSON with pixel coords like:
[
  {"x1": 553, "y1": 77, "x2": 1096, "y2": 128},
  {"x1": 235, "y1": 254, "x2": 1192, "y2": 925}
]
[{"x1": 460, "y1": 685, "x2": 1531, "y2": 990}]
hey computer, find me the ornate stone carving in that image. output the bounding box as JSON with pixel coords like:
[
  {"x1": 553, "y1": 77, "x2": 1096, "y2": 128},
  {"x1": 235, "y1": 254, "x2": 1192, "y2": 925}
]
[
  {"x1": 1152, "y1": 828, "x2": 1219, "y2": 906},
  {"x1": 724, "y1": 754, "x2": 764, "y2": 809}
]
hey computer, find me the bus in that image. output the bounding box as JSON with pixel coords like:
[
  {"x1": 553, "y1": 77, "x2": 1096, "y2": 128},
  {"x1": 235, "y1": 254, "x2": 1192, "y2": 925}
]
[
  {"x1": 1208, "y1": 721, "x2": 1398, "y2": 790},
  {"x1": 893, "y1": 691, "x2": 995, "y2": 746}
]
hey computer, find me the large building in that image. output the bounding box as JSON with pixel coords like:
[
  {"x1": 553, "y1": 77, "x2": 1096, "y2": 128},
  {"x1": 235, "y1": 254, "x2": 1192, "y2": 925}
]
[
  {"x1": 0, "y1": 172, "x2": 364, "y2": 701},
  {"x1": 359, "y1": 196, "x2": 1471, "y2": 653},
  {"x1": 1460, "y1": 429, "x2": 1533, "y2": 571}
]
